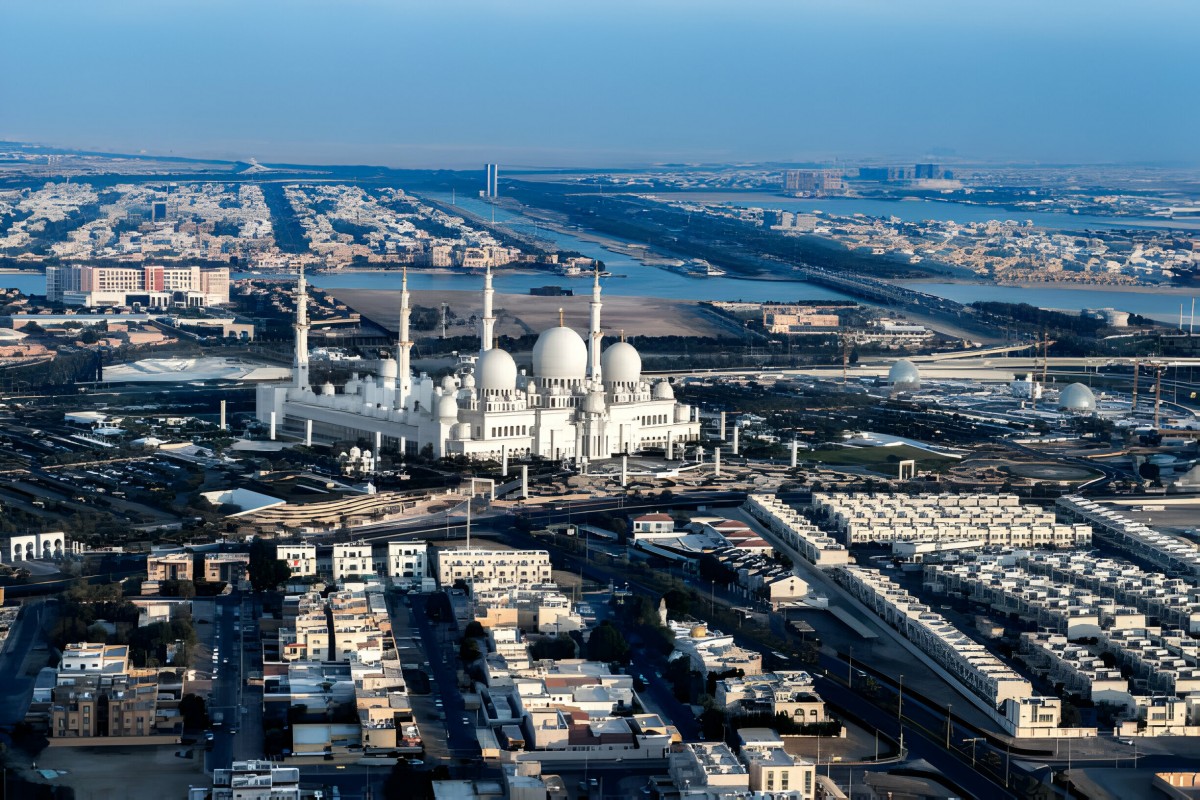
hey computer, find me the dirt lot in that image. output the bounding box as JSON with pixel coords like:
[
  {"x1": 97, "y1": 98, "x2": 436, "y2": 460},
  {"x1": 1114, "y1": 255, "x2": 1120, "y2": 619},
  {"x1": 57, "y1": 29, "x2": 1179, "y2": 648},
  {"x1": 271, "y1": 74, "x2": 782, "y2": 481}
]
[
  {"x1": 330, "y1": 288, "x2": 732, "y2": 339},
  {"x1": 20, "y1": 743, "x2": 206, "y2": 799}
]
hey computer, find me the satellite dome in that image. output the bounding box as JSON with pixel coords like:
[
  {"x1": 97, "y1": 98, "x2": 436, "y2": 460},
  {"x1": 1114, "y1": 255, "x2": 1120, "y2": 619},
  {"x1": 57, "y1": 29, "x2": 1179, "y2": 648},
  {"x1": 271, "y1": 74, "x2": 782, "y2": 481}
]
[
  {"x1": 601, "y1": 341, "x2": 642, "y2": 384},
  {"x1": 436, "y1": 392, "x2": 459, "y2": 421},
  {"x1": 1059, "y1": 383, "x2": 1097, "y2": 412},
  {"x1": 888, "y1": 359, "x2": 921, "y2": 390},
  {"x1": 477, "y1": 348, "x2": 517, "y2": 393},
  {"x1": 532, "y1": 326, "x2": 587, "y2": 380},
  {"x1": 652, "y1": 380, "x2": 675, "y2": 400}
]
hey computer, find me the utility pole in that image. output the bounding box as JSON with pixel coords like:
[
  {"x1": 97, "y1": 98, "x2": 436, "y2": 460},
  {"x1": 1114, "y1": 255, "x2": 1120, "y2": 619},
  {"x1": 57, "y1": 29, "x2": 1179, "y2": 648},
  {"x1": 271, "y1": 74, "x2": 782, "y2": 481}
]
[
  {"x1": 945, "y1": 704, "x2": 952, "y2": 749},
  {"x1": 1131, "y1": 359, "x2": 1139, "y2": 412},
  {"x1": 1154, "y1": 366, "x2": 1163, "y2": 428}
]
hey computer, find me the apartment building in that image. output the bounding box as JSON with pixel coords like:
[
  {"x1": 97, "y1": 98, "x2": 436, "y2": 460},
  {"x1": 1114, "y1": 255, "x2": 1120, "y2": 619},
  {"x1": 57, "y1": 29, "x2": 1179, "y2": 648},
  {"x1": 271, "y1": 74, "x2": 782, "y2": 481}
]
[
  {"x1": 277, "y1": 543, "x2": 318, "y2": 578},
  {"x1": 669, "y1": 743, "x2": 751, "y2": 796},
  {"x1": 188, "y1": 760, "x2": 301, "y2": 800},
  {"x1": 669, "y1": 620, "x2": 763, "y2": 678},
  {"x1": 204, "y1": 553, "x2": 250, "y2": 584},
  {"x1": 47, "y1": 264, "x2": 231, "y2": 308},
  {"x1": 146, "y1": 553, "x2": 194, "y2": 583},
  {"x1": 386, "y1": 541, "x2": 429, "y2": 587},
  {"x1": 631, "y1": 513, "x2": 676, "y2": 538},
  {"x1": 739, "y1": 728, "x2": 817, "y2": 798},
  {"x1": 49, "y1": 642, "x2": 166, "y2": 739},
  {"x1": 433, "y1": 548, "x2": 552, "y2": 593},
  {"x1": 815, "y1": 492, "x2": 1091, "y2": 548},
  {"x1": 715, "y1": 671, "x2": 828, "y2": 725},
  {"x1": 332, "y1": 542, "x2": 377, "y2": 580}
]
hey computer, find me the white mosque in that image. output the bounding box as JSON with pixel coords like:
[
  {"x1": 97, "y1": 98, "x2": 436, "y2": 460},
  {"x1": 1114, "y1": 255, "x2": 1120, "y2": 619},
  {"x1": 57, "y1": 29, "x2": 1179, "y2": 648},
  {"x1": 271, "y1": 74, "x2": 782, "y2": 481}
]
[{"x1": 256, "y1": 266, "x2": 700, "y2": 463}]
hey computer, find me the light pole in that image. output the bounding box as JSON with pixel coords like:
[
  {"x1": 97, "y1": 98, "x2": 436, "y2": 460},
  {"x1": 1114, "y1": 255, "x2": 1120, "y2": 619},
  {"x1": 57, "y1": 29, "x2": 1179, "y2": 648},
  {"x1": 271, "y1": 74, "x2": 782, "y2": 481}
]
[
  {"x1": 945, "y1": 704, "x2": 952, "y2": 749},
  {"x1": 848, "y1": 646, "x2": 854, "y2": 688},
  {"x1": 897, "y1": 674, "x2": 904, "y2": 722},
  {"x1": 964, "y1": 737, "x2": 983, "y2": 768}
]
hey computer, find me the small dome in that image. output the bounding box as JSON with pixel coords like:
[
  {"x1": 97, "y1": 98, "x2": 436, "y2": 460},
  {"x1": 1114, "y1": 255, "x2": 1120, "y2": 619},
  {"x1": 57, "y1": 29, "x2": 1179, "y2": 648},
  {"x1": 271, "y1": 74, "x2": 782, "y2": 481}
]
[
  {"x1": 437, "y1": 392, "x2": 459, "y2": 421},
  {"x1": 378, "y1": 358, "x2": 398, "y2": 379},
  {"x1": 349, "y1": 446, "x2": 361, "y2": 458},
  {"x1": 478, "y1": 348, "x2": 517, "y2": 393},
  {"x1": 689, "y1": 625, "x2": 708, "y2": 638},
  {"x1": 1059, "y1": 382, "x2": 1097, "y2": 411},
  {"x1": 889, "y1": 359, "x2": 921, "y2": 390},
  {"x1": 321, "y1": 382, "x2": 335, "y2": 396},
  {"x1": 582, "y1": 391, "x2": 606, "y2": 414},
  {"x1": 533, "y1": 326, "x2": 587, "y2": 380},
  {"x1": 652, "y1": 381, "x2": 675, "y2": 400},
  {"x1": 601, "y1": 341, "x2": 642, "y2": 384},
  {"x1": 461, "y1": 372, "x2": 476, "y2": 389},
  {"x1": 440, "y1": 375, "x2": 457, "y2": 392},
  {"x1": 453, "y1": 422, "x2": 472, "y2": 439}
]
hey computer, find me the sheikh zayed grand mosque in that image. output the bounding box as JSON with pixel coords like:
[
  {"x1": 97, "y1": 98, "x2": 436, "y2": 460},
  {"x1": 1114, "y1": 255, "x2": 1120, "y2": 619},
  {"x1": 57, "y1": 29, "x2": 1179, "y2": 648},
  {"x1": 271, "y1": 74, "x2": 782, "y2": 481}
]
[{"x1": 256, "y1": 266, "x2": 701, "y2": 463}]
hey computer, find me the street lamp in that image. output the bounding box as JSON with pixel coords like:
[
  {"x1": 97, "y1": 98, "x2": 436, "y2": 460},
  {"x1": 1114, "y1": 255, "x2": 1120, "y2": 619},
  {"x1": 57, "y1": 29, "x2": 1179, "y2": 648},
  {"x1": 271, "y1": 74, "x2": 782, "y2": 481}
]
[
  {"x1": 945, "y1": 704, "x2": 952, "y2": 749},
  {"x1": 897, "y1": 674, "x2": 904, "y2": 722},
  {"x1": 963, "y1": 737, "x2": 984, "y2": 768}
]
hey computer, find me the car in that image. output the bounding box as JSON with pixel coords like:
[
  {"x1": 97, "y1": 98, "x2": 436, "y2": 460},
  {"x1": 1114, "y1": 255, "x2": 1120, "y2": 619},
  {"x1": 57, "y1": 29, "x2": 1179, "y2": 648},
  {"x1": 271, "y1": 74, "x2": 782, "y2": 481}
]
[
  {"x1": 222, "y1": 658, "x2": 229, "y2": 665},
  {"x1": 408, "y1": 759, "x2": 425, "y2": 766},
  {"x1": 204, "y1": 731, "x2": 215, "y2": 741},
  {"x1": 434, "y1": 700, "x2": 443, "y2": 707},
  {"x1": 462, "y1": 716, "x2": 471, "y2": 725},
  {"x1": 229, "y1": 728, "x2": 238, "y2": 735}
]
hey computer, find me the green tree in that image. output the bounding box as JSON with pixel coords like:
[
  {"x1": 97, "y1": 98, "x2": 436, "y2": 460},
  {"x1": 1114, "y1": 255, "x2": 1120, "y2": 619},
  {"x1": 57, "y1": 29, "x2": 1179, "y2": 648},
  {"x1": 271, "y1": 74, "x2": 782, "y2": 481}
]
[
  {"x1": 585, "y1": 621, "x2": 629, "y2": 663},
  {"x1": 179, "y1": 693, "x2": 209, "y2": 731},
  {"x1": 248, "y1": 539, "x2": 292, "y2": 593}
]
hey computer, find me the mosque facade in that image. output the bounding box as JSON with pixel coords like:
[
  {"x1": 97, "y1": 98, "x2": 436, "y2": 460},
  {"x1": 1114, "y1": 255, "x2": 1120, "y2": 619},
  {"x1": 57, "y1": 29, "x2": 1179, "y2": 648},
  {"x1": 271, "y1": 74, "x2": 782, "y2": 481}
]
[{"x1": 256, "y1": 267, "x2": 700, "y2": 462}]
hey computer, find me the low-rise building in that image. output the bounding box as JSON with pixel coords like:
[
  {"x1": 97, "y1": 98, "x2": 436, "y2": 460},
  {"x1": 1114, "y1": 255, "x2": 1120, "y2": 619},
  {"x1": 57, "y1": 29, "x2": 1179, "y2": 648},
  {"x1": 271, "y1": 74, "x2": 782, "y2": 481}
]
[
  {"x1": 204, "y1": 553, "x2": 251, "y2": 584},
  {"x1": 188, "y1": 760, "x2": 301, "y2": 800},
  {"x1": 433, "y1": 548, "x2": 552, "y2": 593},
  {"x1": 715, "y1": 672, "x2": 828, "y2": 726},
  {"x1": 277, "y1": 543, "x2": 318, "y2": 578}
]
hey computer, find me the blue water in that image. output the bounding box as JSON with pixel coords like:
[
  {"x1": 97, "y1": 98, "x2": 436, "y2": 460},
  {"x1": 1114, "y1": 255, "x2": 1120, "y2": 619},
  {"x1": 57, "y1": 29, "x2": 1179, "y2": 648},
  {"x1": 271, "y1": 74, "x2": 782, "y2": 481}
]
[
  {"x1": 905, "y1": 282, "x2": 1197, "y2": 323},
  {"x1": 0, "y1": 272, "x2": 46, "y2": 296},
  {"x1": 652, "y1": 191, "x2": 1196, "y2": 232}
]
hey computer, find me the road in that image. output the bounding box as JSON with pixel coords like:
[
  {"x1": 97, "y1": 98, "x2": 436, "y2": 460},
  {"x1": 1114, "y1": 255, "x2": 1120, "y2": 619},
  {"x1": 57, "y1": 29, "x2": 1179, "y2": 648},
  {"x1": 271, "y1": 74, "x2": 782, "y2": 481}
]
[
  {"x1": 0, "y1": 599, "x2": 53, "y2": 729},
  {"x1": 204, "y1": 591, "x2": 255, "y2": 772}
]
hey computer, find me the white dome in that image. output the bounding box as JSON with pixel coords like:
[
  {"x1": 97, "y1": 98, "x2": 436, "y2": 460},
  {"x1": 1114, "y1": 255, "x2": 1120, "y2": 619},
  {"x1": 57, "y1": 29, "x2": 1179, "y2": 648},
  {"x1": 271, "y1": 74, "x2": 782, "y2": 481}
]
[
  {"x1": 437, "y1": 392, "x2": 459, "y2": 421},
  {"x1": 653, "y1": 380, "x2": 675, "y2": 400},
  {"x1": 601, "y1": 341, "x2": 642, "y2": 384},
  {"x1": 454, "y1": 422, "x2": 472, "y2": 439},
  {"x1": 461, "y1": 372, "x2": 476, "y2": 389},
  {"x1": 440, "y1": 375, "x2": 458, "y2": 392},
  {"x1": 321, "y1": 382, "x2": 335, "y2": 396},
  {"x1": 478, "y1": 348, "x2": 517, "y2": 393},
  {"x1": 889, "y1": 359, "x2": 921, "y2": 389},
  {"x1": 378, "y1": 358, "x2": 398, "y2": 379},
  {"x1": 1059, "y1": 383, "x2": 1097, "y2": 411},
  {"x1": 349, "y1": 446, "x2": 361, "y2": 458},
  {"x1": 533, "y1": 326, "x2": 587, "y2": 380}
]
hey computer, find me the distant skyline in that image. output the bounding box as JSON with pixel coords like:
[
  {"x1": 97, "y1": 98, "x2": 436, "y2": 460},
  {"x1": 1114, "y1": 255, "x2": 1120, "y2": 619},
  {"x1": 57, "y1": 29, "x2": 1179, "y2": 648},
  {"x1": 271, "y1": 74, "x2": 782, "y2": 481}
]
[{"x1": 2, "y1": 0, "x2": 1198, "y2": 169}]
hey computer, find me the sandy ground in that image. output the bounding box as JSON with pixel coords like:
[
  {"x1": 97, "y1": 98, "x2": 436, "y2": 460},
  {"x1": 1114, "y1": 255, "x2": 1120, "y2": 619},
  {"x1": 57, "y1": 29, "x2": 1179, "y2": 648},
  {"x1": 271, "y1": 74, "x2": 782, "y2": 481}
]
[
  {"x1": 328, "y1": 288, "x2": 732, "y2": 339},
  {"x1": 21, "y1": 743, "x2": 207, "y2": 799}
]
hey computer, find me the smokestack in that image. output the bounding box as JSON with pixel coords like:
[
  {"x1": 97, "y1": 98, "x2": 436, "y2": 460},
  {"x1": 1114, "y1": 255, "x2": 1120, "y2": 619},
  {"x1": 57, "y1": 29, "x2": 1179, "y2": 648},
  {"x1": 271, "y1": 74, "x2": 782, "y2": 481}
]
[{"x1": 269, "y1": 411, "x2": 276, "y2": 441}]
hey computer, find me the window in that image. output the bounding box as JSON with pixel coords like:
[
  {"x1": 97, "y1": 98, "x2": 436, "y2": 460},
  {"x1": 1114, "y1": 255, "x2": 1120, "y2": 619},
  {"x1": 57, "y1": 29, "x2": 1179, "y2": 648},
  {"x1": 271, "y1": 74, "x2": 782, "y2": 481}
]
[
  {"x1": 781, "y1": 772, "x2": 789, "y2": 790},
  {"x1": 766, "y1": 772, "x2": 774, "y2": 791}
]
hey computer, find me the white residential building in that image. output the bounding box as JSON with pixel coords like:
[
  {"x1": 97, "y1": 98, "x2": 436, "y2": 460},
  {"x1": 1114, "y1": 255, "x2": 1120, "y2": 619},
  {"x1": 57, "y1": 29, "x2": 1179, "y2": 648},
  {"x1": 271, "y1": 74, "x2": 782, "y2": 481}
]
[
  {"x1": 386, "y1": 541, "x2": 429, "y2": 588},
  {"x1": 433, "y1": 547, "x2": 552, "y2": 593},
  {"x1": 277, "y1": 543, "x2": 317, "y2": 578},
  {"x1": 188, "y1": 760, "x2": 301, "y2": 800},
  {"x1": 332, "y1": 542, "x2": 377, "y2": 580}
]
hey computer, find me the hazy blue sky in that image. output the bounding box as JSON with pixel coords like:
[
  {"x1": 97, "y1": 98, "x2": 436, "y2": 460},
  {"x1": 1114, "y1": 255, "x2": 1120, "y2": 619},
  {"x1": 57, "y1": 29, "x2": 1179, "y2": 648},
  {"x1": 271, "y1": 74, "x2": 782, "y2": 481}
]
[{"x1": 2, "y1": 0, "x2": 1197, "y2": 168}]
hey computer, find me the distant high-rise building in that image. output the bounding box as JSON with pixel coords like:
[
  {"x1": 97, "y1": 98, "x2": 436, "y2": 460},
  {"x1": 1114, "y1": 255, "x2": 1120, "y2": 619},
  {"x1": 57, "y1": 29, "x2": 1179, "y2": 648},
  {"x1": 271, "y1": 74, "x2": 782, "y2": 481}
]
[
  {"x1": 915, "y1": 163, "x2": 948, "y2": 180},
  {"x1": 857, "y1": 166, "x2": 916, "y2": 183},
  {"x1": 782, "y1": 169, "x2": 845, "y2": 196},
  {"x1": 485, "y1": 163, "x2": 499, "y2": 198}
]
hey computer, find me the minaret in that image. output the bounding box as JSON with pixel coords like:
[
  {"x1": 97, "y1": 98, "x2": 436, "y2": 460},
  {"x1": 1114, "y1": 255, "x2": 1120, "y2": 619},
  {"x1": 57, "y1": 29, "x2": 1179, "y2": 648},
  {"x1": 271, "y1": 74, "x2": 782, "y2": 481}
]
[
  {"x1": 397, "y1": 265, "x2": 413, "y2": 406},
  {"x1": 480, "y1": 265, "x2": 496, "y2": 353},
  {"x1": 588, "y1": 263, "x2": 603, "y2": 382},
  {"x1": 293, "y1": 262, "x2": 310, "y2": 391}
]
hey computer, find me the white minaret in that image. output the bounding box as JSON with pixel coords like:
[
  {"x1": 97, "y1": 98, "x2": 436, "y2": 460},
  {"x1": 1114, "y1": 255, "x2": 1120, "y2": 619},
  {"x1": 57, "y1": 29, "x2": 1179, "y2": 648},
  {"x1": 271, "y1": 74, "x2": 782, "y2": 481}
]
[
  {"x1": 480, "y1": 265, "x2": 496, "y2": 353},
  {"x1": 588, "y1": 264, "x2": 603, "y2": 382},
  {"x1": 293, "y1": 262, "x2": 310, "y2": 391},
  {"x1": 397, "y1": 265, "x2": 413, "y2": 406}
]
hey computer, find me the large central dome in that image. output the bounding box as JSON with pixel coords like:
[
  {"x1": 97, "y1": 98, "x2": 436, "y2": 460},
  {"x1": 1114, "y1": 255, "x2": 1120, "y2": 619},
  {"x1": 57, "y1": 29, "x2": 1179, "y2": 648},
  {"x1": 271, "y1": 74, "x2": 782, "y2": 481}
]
[
  {"x1": 533, "y1": 326, "x2": 587, "y2": 380},
  {"x1": 601, "y1": 341, "x2": 641, "y2": 384}
]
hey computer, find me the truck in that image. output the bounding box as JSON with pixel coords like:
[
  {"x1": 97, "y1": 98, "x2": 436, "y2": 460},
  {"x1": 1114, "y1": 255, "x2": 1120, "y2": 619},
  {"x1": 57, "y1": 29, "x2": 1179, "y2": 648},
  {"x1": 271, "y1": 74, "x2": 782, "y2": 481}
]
[{"x1": 212, "y1": 711, "x2": 225, "y2": 727}]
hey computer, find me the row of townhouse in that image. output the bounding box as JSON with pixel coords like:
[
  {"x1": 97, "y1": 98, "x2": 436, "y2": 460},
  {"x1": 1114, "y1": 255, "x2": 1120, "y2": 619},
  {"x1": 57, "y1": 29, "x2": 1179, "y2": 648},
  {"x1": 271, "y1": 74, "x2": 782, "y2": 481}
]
[
  {"x1": 472, "y1": 584, "x2": 585, "y2": 635},
  {"x1": 813, "y1": 492, "x2": 1091, "y2": 548},
  {"x1": 925, "y1": 559, "x2": 1146, "y2": 640},
  {"x1": 836, "y1": 566, "x2": 1067, "y2": 737},
  {"x1": 145, "y1": 551, "x2": 250, "y2": 588},
  {"x1": 743, "y1": 495, "x2": 849, "y2": 567},
  {"x1": 1020, "y1": 551, "x2": 1200, "y2": 634},
  {"x1": 1057, "y1": 496, "x2": 1200, "y2": 576},
  {"x1": 1019, "y1": 632, "x2": 1133, "y2": 706}
]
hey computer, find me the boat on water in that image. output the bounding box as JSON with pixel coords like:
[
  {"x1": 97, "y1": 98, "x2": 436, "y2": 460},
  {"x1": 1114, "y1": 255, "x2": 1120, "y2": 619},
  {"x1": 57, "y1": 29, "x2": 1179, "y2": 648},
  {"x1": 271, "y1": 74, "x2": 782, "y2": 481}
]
[{"x1": 664, "y1": 259, "x2": 727, "y2": 277}]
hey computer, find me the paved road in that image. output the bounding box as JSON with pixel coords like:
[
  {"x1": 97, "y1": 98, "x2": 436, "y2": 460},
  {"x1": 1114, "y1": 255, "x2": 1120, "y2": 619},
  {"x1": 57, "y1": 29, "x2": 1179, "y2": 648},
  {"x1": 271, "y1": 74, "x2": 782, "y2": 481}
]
[
  {"x1": 405, "y1": 593, "x2": 481, "y2": 762},
  {"x1": 205, "y1": 592, "x2": 247, "y2": 772},
  {"x1": 0, "y1": 599, "x2": 53, "y2": 729}
]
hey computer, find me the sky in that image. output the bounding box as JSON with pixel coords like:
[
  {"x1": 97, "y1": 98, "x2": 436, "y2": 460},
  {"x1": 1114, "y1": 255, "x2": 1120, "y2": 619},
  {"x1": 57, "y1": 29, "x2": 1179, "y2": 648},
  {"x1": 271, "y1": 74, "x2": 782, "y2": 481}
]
[{"x1": 2, "y1": 0, "x2": 1198, "y2": 169}]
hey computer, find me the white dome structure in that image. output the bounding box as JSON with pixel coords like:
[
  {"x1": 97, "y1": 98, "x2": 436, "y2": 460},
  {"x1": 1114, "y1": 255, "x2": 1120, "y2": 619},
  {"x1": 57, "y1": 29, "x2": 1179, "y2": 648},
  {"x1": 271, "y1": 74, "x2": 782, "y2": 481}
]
[
  {"x1": 601, "y1": 341, "x2": 642, "y2": 384},
  {"x1": 582, "y1": 390, "x2": 606, "y2": 414},
  {"x1": 533, "y1": 326, "x2": 587, "y2": 381},
  {"x1": 461, "y1": 372, "x2": 476, "y2": 389},
  {"x1": 653, "y1": 381, "x2": 675, "y2": 400},
  {"x1": 440, "y1": 375, "x2": 457, "y2": 392},
  {"x1": 320, "y1": 382, "x2": 335, "y2": 396},
  {"x1": 477, "y1": 348, "x2": 518, "y2": 393},
  {"x1": 437, "y1": 392, "x2": 459, "y2": 421},
  {"x1": 888, "y1": 359, "x2": 921, "y2": 390},
  {"x1": 378, "y1": 358, "x2": 398, "y2": 379},
  {"x1": 1059, "y1": 383, "x2": 1097, "y2": 412}
]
